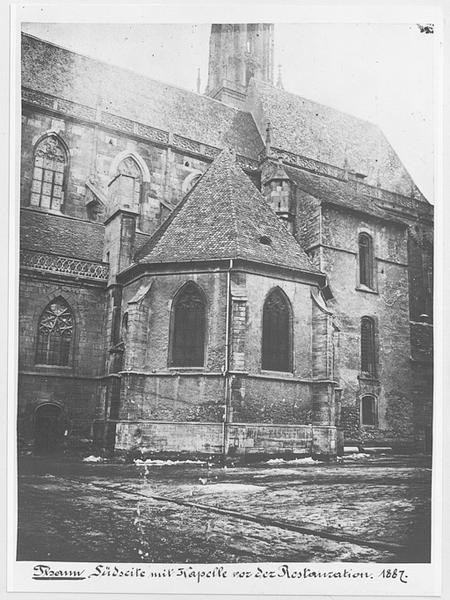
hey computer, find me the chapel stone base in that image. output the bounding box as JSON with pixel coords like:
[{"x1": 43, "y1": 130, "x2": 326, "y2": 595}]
[{"x1": 110, "y1": 420, "x2": 342, "y2": 459}]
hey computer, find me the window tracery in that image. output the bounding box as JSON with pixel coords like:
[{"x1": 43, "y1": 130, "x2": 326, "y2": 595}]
[
  {"x1": 36, "y1": 298, "x2": 74, "y2": 366},
  {"x1": 30, "y1": 135, "x2": 67, "y2": 211}
]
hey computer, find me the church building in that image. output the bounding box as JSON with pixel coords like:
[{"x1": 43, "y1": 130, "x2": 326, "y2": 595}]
[{"x1": 18, "y1": 24, "x2": 433, "y2": 458}]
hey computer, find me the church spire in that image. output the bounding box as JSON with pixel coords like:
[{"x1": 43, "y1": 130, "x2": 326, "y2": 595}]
[{"x1": 205, "y1": 23, "x2": 274, "y2": 108}]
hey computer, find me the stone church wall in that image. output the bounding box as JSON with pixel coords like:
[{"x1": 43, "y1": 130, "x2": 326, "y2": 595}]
[
  {"x1": 18, "y1": 375, "x2": 101, "y2": 448},
  {"x1": 320, "y1": 205, "x2": 416, "y2": 447},
  {"x1": 231, "y1": 376, "x2": 313, "y2": 424},
  {"x1": 117, "y1": 270, "x2": 228, "y2": 426},
  {"x1": 21, "y1": 106, "x2": 211, "y2": 229},
  {"x1": 408, "y1": 224, "x2": 433, "y2": 322},
  {"x1": 18, "y1": 274, "x2": 107, "y2": 447},
  {"x1": 244, "y1": 273, "x2": 314, "y2": 378},
  {"x1": 112, "y1": 268, "x2": 337, "y2": 454},
  {"x1": 121, "y1": 271, "x2": 228, "y2": 373},
  {"x1": 118, "y1": 373, "x2": 225, "y2": 422}
]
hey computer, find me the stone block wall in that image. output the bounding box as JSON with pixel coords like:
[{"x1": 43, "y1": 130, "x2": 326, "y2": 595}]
[
  {"x1": 227, "y1": 423, "x2": 315, "y2": 455},
  {"x1": 18, "y1": 374, "x2": 101, "y2": 446},
  {"x1": 21, "y1": 107, "x2": 211, "y2": 232},
  {"x1": 244, "y1": 272, "x2": 314, "y2": 379},
  {"x1": 408, "y1": 224, "x2": 433, "y2": 322},
  {"x1": 118, "y1": 373, "x2": 225, "y2": 423},
  {"x1": 113, "y1": 420, "x2": 338, "y2": 458},
  {"x1": 121, "y1": 271, "x2": 228, "y2": 373},
  {"x1": 18, "y1": 274, "x2": 107, "y2": 447},
  {"x1": 231, "y1": 375, "x2": 313, "y2": 424},
  {"x1": 114, "y1": 421, "x2": 224, "y2": 454},
  {"x1": 19, "y1": 276, "x2": 106, "y2": 375},
  {"x1": 319, "y1": 205, "x2": 418, "y2": 445}
]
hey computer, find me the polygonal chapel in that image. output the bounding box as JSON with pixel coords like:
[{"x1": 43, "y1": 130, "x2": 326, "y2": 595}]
[{"x1": 18, "y1": 24, "x2": 433, "y2": 457}]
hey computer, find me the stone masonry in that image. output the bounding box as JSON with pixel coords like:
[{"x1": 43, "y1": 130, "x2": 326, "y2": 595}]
[{"x1": 17, "y1": 27, "x2": 433, "y2": 457}]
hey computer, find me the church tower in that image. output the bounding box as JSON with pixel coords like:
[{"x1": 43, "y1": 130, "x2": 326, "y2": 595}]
[{"x1": 205, "y1": 23, "x2": 274, "y2": 108}]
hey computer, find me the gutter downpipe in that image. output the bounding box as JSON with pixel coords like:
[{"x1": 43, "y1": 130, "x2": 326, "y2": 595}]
[{"x1": 222, "y1": 258, "x2": 233, "y2": 460}]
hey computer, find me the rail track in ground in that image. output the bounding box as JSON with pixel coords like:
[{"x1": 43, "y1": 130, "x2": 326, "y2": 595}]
[{"x1": 57, "y1": 474, "x2": 408, "y2": 556}]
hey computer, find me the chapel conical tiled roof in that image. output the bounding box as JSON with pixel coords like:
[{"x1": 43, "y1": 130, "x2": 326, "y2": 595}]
[{"x1": 136, "y1": 149, "x2": 320, "y2": 275}]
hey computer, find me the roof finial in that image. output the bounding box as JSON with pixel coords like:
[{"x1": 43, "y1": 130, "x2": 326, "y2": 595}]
[
  {"x1": 276, "y1": 64, "x2": 284, "y2": 89},
  {"x1": 265, "y1": 121, "x2": 273, "y2": 154},
  {"x1": 196, "y1": 68, "x2": 201, "y2": 94}
]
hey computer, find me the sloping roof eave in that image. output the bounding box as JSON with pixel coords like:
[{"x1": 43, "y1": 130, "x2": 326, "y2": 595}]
[{"x1": 118, "y1": 255, "x2": 325, "y2": 284}]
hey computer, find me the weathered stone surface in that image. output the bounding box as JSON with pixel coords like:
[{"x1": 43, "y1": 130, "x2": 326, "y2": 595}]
[{"x1": 17, "y1": 30, "x2": 433, "y2": 456}]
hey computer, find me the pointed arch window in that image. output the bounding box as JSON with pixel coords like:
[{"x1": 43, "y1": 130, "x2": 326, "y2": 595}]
[
  {"x1": 361, "y1": 395, "x2": 377, "y2": 426},
  {"x1": 116, "y1": 156, "x2": 143, "y2": 208},
  {"x1": 36, "y1": 298, "x2": 74, "y2": 366},
  {"x1": 182, "y1": 171, "x2": 202, "y2": 195},
  {"x1": 30, "y1": 135, "x2": 67, "y2": 211},
  {"x1": 171, "y1": 283, "x2": 206, "y2": 367},
  {"x1": 361, "y1": 316, "x2": 376, "y2": 377},
  {"x1": 358, "y1": 233, "x2": 374, "y2": 288},
  {"x1": 262, "y1": 288, "x2": 292, "y2": 372}
]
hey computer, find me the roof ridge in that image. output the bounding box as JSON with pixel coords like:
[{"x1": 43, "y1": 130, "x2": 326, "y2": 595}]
[
  {"x1": 135, "y1": 149, "x2": 321, "y2": 274},
  {"x1": 22, "y1": 32, "x2": 255, "y2": 116},
  {"x1": 134, "y1": 156, "x2": 221, "y2": 261}
]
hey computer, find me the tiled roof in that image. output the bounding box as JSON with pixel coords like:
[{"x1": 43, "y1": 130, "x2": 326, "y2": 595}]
[
  {"x1": 21, "y1": 34, "x2": 263, "y2": 158},
  {"x1": 248, "y1": 79, "x2": 419, "y2": 198},
  {"x1": 284, "y1": 166, "x2": 406, "y2": 224},
  {"x1": 136, "y1": 150, "x2": 321, "y2": 274},
  {"x1": 20, "y1": 209, "x2": 105, "y2": 260}
]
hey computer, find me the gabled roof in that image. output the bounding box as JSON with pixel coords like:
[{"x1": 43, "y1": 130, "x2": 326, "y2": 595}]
[
  {"x1": 136, "y1": 150, "x2": 321, "y2": 275},
  {"x1": 284, "y1": 166, "x2": 406, "y2": 225},
  {"x1": 247, "y1": 79, "x2": 423, "y2": 199},
  {"x1": 21, "y1": 33, "x2": 263, "y2": 159}
]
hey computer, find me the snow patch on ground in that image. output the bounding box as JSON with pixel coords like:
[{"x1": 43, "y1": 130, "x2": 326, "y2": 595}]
[
  {"x1": 83, "y1": 455, "x2": 104, "y2": 463},
  {"x1": 253, "y1": 468, "x2": 315, "y2": 477},
  {"x1": 338, "y1": 453, "x2": 371, "y2": 460},
  {"x1": 265, "y1": 456, "x2": 317, "y2": 465},
  {"x1": 134, "y1": 459, "x2": 206, "y2": 466}
]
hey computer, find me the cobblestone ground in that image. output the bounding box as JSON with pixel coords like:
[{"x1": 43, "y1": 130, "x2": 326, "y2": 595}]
[{"x1": 16, "y1": 455, "x2": 431, "y2": 564}]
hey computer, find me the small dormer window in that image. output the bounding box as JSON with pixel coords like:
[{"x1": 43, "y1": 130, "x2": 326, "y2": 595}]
[{"x1": 259, "y1": 235, "x2": 272, "y2": 246}]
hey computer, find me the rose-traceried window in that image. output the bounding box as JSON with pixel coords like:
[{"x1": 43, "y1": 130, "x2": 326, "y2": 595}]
[
  {"x1": 36, "y1": 298, "x2": 74, "y2": 366},
  {"x1": 262, "y1": 288, "x2": 292, "y2": 372},
  {"x1": 30, "y1": 135, "x2": 67, "y2": 211}
]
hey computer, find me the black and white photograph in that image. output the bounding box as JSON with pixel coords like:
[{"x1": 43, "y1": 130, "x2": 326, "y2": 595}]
[{"x1": 6, "y1": 3, "x2": 445, "y2": 596}]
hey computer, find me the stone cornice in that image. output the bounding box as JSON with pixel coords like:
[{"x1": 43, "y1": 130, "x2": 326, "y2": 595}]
[
  {"x1": 22, "y1": 85, "x2": 432, "y2": 219},
  {"x1": 260, "y1": 147, "x2": 432, "y2": 215},
  {"x1": 22, "y1": 86, "x2": 259, "y2": 173},
  {"x1": 117, "y1": 257, "x2": 325, "y2": 288}
]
